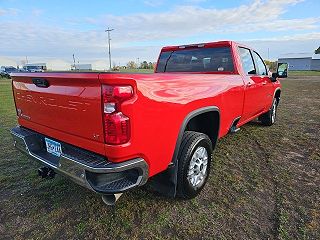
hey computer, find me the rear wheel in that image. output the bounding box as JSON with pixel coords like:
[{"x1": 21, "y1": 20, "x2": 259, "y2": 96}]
[
  {"x1": 259, "y1": 98, "x2": 278, "y2": 126},
  {"x1": 176, "y1": 131, "x2": 213, "y2": 199}
]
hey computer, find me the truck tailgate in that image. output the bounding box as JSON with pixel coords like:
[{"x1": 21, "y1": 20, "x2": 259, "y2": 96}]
[{"x1": 11, "y1": 73, "x2": 104, "y2": 143}]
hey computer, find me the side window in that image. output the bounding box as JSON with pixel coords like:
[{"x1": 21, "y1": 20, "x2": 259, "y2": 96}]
[
  {"x1": 238, "y1": 47, "x2": 255, "y2": 75},
  {"x1": 252, "y1": 52, "x2": 267, "y2": 75}
]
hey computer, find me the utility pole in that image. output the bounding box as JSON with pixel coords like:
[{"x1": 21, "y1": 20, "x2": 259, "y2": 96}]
[
  {"x1": 105, "y1": 28, "x2": 114, "y2": 71},
  {"x1": 72, "y1": 54, "x2": 76, "y2": 71},
  {"x1": 268, "y1": 48, "x2": 270, "y2": 60}
]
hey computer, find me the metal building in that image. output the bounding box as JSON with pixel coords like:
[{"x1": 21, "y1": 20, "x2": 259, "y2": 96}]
[
  {"x1": 278, "y1": 53, "x2": 320, "y2": 71},
  {"x1": 23, "y1": 63, "x2": 47, "y2": 72},
  {"x1": 72, "y1": 64, "x2": 92, "y2": 71}
]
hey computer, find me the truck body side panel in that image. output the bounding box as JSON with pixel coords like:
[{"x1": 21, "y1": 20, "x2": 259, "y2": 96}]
[{"x1": 99, "y1": 73, "x2": 244, "y2": 176}]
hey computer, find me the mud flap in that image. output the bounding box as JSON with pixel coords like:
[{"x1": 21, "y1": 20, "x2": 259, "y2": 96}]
[{"x1": 147, "y1": 163, "x2": 178, "y2": 197}]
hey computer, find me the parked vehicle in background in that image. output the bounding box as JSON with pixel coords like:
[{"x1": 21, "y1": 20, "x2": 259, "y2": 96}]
[
  {"x1": 10, "y1": 41, "x2": 288, "y2": 205},
  {"x1": 23, "y1": 66, "x2": 44, "y2": 72},
  {"x1": 23, "y1": 63, "x2": 47, "y2": 72},
  {"x1": 0, "y1": 66, "x2": 18, "y2": 78}
]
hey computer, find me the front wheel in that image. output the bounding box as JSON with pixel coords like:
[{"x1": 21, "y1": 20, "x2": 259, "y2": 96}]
[
  {"x1": 176, "y1": 131, "x2": 213, "y2": 199},
  {"x1": 259, "y1": 98, "x2": 278, "y2": 126}
]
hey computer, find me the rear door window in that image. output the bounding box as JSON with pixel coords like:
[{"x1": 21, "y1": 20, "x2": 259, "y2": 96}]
[
  {"x1": 238, "y1": 47, "x2": 256, "y2": 75},
  {"x1": 252, "y1": 51, "x2": 267, "y2": 76},
  {"x1": 156, "y1": 47, "x2": 234, "y2": 73}
]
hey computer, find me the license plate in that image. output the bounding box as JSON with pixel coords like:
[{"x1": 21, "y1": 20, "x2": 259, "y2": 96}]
[{"x1": 45, "y1": 138, "x2": 62, "y2": 157}]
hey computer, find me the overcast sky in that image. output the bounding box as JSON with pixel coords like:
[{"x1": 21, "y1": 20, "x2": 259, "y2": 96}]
[{"x1": 0, "y1": 0, "x2": 319, "y2": 70}]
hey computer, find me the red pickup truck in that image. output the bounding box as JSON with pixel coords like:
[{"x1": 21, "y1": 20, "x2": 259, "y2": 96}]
[{"x1": 10, "y1": 41, "x2": 288, "y2": 205}]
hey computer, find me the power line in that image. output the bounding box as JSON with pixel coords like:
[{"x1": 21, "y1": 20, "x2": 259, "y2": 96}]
[{"x1": 105, "y1": 28, "x2": 114, "y2": 71}]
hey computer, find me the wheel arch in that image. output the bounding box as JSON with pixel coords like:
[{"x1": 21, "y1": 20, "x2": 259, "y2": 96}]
[
  {"x1": 274, "y1": 87, "x2": 281, "y2": 105},
  {"x1": 147, "y1": 106, "x2": 220, "y2": 198},
  {"x1": 172, "y1": 106, "x2": 220, "y2": 164}
]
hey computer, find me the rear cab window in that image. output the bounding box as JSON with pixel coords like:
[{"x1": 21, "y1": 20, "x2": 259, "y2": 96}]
[{"x1": 156, "y1": 47, "x2": 235, "y2": 73}]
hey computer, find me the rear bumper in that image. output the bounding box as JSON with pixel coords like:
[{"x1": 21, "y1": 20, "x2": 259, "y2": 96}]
[{"x1": 10, "y1": 126, "x2": 149, "y2": 194}]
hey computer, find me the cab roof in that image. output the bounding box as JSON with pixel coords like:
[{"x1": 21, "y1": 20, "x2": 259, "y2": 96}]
[{"x1": 161, "y1": 40, "x2": 253, "y2": 52}]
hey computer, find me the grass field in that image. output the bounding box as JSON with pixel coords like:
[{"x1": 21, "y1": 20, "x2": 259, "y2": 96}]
[
  {"x1": 121, "y1": 69, "x2": 320, "y2": 76},
  {"x1": 118, "y1": 68, "x2": 154, "y2": 73},
  {"x1": 289, "y1": 70, "x2": 320, "y2": 76},
  {"x1": 0, "y1": 75, "x2": 319, "y2": 239}
]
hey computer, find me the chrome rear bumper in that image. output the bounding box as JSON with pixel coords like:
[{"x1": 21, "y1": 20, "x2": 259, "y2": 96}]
[{"x1": 10, "y1": 126, "x2": 149, "y2": 194}]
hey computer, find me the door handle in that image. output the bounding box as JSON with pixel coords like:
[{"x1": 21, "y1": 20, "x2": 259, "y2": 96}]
[{"x1": 262, "y1": 81, "x2": 267, "y2": 85}]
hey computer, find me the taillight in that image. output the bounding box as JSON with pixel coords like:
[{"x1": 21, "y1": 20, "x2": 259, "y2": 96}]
[{"x1": 102, "y1": 85, "x2": 133, "y2": 144}]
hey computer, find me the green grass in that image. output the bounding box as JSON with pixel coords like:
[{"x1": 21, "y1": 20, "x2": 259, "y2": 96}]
[
  {"x1": 289, "y1": 70, "x2": 320, "y2": 76},
  {"x1": 118, "y1": 68, "x2": 154, "y2": 73},
  {"x1": 0, "y1": 76, "x2": 320, "y2": 239}
]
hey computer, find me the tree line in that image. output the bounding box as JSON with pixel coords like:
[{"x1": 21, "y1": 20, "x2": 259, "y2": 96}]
[
  {"x1": 126, "y1": 61, "x2": 157, "y2": 69},
  {"x1": 112, "y1": 61, "x2": 157, "y2": 71}
]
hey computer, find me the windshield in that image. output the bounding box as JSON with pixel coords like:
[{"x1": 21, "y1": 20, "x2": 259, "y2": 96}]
[{"x1": 156, "y1": 47, "x2": 234, "y2": 73}]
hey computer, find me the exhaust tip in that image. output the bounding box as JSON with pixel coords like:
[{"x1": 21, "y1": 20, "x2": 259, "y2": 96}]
[
  {"x1": 38, "y1": 167, "x2": 48, "y2": 178},
  {"x1": 101, "y1": 193, "x2": 123, "y2": 206},
  {"x1": 38, "y1": 167, "x2": 56, "y2": 179}
]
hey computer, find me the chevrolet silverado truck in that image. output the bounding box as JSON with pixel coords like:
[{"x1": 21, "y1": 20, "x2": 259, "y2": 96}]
[{"x1": 10, "y1": 41, "x2": 288, "y2": 205}]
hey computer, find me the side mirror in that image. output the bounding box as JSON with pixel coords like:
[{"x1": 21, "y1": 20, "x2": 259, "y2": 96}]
[{"x1": 277, "y1": 63, "x2": 288, "y2": 78}]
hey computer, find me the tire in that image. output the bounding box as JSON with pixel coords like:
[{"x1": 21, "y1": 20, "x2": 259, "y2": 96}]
[
  {"x1": 259, "y1": 98, "x2": 278, "y2": 126},
  {"x1": 176, "y1": 131, "x2": 213, "y2": 199}
]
